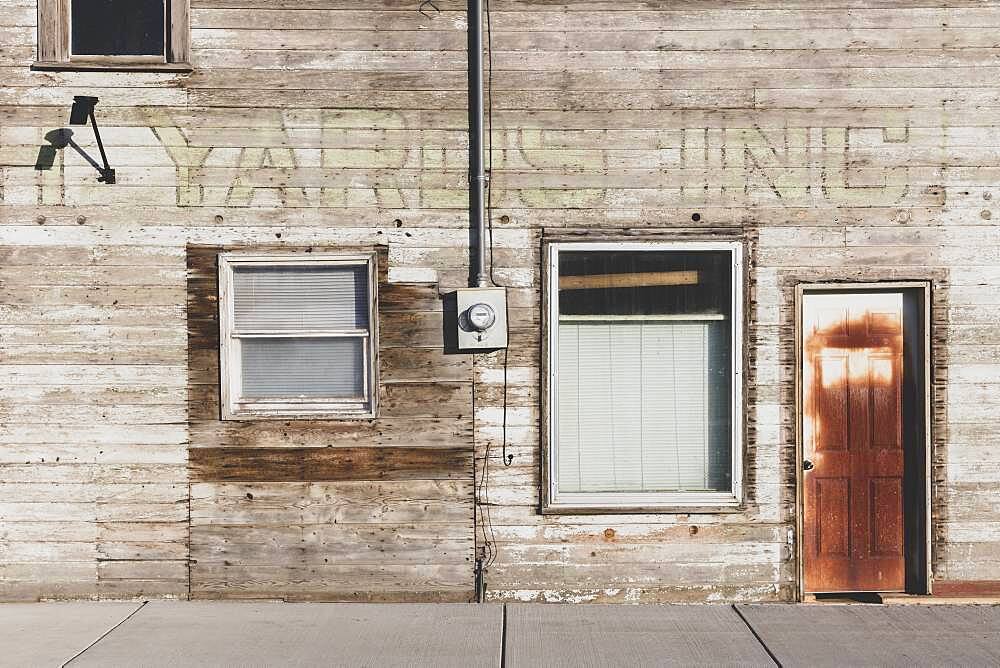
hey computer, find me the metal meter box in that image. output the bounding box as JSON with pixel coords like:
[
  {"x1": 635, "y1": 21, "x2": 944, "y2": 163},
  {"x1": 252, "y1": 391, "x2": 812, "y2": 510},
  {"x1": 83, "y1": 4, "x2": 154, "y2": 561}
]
[{"x1": 456, "y1": 287, "x2": 508, "y2": 350}]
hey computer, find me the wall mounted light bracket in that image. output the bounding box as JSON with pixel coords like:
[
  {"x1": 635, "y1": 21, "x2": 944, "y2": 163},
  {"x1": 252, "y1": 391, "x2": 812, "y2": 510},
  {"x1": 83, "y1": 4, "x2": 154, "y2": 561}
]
[{"x1": 69, "y1": 96, "x2": 115, "y2": 184}]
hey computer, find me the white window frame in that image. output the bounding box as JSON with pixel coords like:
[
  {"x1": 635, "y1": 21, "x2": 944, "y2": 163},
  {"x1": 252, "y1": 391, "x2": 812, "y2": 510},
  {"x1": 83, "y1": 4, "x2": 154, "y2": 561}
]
[
  {"x1": 218, "y1": 252, "x2": 379, "y2": 421},
  {"x1": 544, "y1": 241, "x2": 743, "y2": 511}
]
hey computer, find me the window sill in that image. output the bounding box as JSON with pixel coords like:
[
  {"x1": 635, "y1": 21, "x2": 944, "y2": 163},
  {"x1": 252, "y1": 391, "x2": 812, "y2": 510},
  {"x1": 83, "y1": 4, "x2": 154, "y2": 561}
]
[
  {"x1": 222, "y1": 410, "x2": 377, "y2": 422},
  {"x1": 32, "y1": 61, "x2": 193, "y2": 73},
  {"x1": 541, "y1": 502, "x2": 744, "y2": 516}
]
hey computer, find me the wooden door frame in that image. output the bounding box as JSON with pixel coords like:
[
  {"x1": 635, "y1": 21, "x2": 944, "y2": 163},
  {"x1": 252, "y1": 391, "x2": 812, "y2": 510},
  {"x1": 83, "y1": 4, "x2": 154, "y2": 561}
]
[{"x1": 794, "y1": 281, "x2": 932, "y2": 600}]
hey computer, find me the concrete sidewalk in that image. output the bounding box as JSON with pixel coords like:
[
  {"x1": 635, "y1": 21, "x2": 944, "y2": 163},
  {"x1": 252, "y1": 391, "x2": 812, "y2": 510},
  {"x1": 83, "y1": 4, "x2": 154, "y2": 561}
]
[{"x1": 2, "y1": 601, "x2": 999, "y2": 667}]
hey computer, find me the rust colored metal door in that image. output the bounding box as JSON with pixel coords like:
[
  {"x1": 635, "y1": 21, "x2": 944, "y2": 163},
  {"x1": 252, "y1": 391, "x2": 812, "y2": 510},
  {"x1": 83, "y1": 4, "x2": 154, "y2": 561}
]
[{"x1": 802, "y1": 292, "x2": 905, "y2": 593}]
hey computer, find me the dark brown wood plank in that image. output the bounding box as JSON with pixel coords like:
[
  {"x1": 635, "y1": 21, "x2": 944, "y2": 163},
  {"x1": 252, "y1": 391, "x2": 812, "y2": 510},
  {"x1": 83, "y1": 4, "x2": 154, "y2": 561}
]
[
  {"x1": 189, "y1": 446, "x2": 471, "y2": 482},
  {"x1": 932, "y1": 580, "x2": 1000, "y2": 597}
]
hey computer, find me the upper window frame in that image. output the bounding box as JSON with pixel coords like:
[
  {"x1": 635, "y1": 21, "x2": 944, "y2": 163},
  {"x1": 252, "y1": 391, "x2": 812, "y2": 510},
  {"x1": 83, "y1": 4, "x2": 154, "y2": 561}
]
[
  {"x1": 218, "y1": 251, "x2": 380, "y2": 422},
  {"x1": 35, "y1": 0, "x2": 191, "y2": 71},
  {"x1": 542, "y1": 240, "x2": 745, "y2": 514}
]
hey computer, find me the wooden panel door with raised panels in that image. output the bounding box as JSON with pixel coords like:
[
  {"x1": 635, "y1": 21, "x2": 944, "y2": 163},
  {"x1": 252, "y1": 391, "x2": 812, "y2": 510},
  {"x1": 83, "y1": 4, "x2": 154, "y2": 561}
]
[{"x1": 802, "y1": 292, "x2": 905, "y2": 593}]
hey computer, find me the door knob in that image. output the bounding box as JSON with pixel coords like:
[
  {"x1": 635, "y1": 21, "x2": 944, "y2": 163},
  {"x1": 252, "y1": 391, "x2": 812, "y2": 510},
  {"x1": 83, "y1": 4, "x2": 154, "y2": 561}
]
[{"x1": 803, "y1": 459, "x2": 814, "y2": 471}]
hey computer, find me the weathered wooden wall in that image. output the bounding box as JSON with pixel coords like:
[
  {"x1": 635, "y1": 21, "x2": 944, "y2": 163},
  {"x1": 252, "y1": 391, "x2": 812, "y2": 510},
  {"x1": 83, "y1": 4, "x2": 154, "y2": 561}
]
[
  {"x1": 2, "y1": 0, "x2": 1000, "y2": 601},
  {"x1": 186, "y1": 245, "x2": 474, "y2": 601}
]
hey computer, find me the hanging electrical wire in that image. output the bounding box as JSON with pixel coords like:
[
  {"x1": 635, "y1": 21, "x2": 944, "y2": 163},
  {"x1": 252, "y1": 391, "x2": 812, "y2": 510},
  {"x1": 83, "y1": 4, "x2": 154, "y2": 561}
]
[
  {"x1": 418, "y1": 0, "x2": 440, "y2": 18},
  {"x1": 472, "y1": 359, "x2": 497, "y2": 574}
]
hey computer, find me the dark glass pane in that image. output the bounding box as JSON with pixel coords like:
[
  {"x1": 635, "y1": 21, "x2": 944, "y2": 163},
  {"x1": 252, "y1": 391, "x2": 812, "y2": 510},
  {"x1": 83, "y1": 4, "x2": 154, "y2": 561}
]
[
  {"x1": 558, "y1": 250, "x2": 732, "y2": 318},
  {"x1": 72, "y1": 0, "x2": 165, "y2": 56}
]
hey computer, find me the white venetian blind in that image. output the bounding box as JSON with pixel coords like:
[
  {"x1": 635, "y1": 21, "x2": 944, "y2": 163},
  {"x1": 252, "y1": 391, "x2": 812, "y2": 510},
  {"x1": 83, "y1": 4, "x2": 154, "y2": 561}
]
[
  {"x1": 241, "y1": 338, "x2": 364, "y2": 398},
  {"x1": 233, "y1": 266, "x2": 368, "y2": 331},
  {"x1": 556, "y1": 320, "x2": 728, "y2": 493}
]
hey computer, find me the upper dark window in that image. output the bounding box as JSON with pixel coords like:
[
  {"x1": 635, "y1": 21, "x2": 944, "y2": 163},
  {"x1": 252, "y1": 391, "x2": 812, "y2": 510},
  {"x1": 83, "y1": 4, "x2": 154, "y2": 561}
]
[{"x1": 36, "y1": 0, "x2": 190, "y2": 69}]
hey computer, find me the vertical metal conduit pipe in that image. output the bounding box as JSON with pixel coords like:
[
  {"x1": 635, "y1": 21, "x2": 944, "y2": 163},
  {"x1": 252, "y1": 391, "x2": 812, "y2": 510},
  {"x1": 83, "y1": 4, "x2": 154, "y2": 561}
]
[{"x1": 468, "y1": 0, "x2": 488, "y2": 287}]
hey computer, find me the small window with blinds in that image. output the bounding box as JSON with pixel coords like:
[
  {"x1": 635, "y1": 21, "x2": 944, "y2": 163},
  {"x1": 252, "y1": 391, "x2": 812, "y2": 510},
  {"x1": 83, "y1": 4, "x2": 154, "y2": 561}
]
[
  {"x1": 218, "y1": 253, "x2": 378, "y2": 420},
  {"x1": 545, "y1": 242, "x2": 743, "y2": 510}
]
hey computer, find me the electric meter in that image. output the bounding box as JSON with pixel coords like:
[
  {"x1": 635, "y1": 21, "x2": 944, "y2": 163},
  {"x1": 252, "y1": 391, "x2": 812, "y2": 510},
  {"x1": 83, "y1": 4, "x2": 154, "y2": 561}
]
[
  {"x1": 456, "y1": 287, "x2": 508, "y2": 350},
  {"x1": 466, "y1": 302, "x2": 496, "y2": 332}
]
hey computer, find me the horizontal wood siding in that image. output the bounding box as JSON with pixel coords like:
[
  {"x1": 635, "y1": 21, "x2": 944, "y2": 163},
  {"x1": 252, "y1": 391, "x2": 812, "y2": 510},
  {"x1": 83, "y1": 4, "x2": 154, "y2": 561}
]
[
  {"x1": 0, "y1": 240, "x2": 188, "y2": 599},
  {"x1": 2, "y1": 0, "x2": 1000, "y2": 601}
]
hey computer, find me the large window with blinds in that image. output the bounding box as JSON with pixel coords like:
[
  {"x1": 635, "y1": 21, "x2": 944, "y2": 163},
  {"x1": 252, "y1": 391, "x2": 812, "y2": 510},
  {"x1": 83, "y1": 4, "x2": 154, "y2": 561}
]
[
  {"x1": 218, "y1": 253, "x2": 378, "y2": 420},
  {"x1": 545, "y1": 242, "x2": 742, "y2": 510}
]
